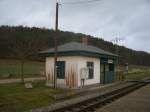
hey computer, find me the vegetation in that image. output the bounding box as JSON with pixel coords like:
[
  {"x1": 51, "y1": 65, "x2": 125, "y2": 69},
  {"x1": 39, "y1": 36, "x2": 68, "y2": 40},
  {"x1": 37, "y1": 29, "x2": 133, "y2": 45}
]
[
  {"x1": 0, "y1": 59, "x2": 44, "y2": 79},
  {"x1": 0, "y1": 81, "x2": 67, "y2": 112},
  {"x1": 125, "y1": 71, "x2": 150, "y2": 80},
  {"x1": 0, "y1": 71, "x2": 149, "y2": 112},
  {"x1": 115, "y1": 64, "x2": 150, "y2": 81},
  {"x1": 115, "y1": 68, "x2": 150, "y2": 81},
  {"x1": 0, "y1": 25, "x2": 150, "y2": 66}
]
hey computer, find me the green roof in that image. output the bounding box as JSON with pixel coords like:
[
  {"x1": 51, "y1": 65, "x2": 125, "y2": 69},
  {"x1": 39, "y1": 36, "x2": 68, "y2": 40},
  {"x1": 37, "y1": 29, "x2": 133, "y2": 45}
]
[{"x1": 40, "y1": 42, "x2": 118, "y2": 59}]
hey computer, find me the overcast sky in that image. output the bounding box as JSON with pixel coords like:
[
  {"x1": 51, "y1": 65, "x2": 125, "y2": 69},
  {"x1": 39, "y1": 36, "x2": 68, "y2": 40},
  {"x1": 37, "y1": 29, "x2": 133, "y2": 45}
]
[{"x1": 0, "y1": 0, "x2": 150, "y2": 53}]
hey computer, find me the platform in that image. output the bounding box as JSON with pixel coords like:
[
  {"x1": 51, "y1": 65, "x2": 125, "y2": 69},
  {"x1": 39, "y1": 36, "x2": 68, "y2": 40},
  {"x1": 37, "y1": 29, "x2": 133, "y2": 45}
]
[{"x1": 96, "y1": 84, "x2": 150, "y2": 112}]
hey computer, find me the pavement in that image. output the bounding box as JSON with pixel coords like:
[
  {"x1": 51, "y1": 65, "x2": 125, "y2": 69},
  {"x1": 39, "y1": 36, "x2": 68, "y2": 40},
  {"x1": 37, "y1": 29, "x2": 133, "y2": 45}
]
[
  {"x1": 0, "y1": 77, "x2": 45, "y2": 84},
  {"x1": 96, "y1": 84, "x2": 150, "y2": 112}
]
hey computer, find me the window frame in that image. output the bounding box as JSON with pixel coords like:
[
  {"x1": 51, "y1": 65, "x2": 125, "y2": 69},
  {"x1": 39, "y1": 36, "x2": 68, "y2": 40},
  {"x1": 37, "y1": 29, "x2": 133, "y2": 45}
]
[
  {"x1": 56, "y1": 61, "x2": 65, "y2": 79},
  {"x1": 87, "y1": 61, "x2": 94, "y2": 79}
]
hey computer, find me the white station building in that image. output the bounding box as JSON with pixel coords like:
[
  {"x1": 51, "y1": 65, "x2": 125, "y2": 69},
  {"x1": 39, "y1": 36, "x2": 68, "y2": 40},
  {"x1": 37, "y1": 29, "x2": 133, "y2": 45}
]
[{"x1": 40, "y1": 41, "x2": 118, "y2": 88}]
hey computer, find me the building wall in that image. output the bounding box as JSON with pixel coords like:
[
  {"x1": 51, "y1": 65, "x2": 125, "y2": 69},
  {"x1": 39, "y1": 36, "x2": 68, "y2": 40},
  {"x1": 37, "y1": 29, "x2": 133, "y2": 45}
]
[
  {"x1": 46, "y1": 56, "x2": 100, "y2": 88},
  {"x1": 77, "y1": 56, "x2": 100, "y2": 86},
  {"x1": 46, "y1": 56, "x2": 79, "y2": 87}
]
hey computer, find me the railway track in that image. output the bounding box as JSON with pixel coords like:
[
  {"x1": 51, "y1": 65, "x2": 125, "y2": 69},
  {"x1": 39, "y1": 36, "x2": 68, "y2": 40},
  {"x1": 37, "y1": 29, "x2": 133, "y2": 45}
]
[{"x1": 51, "y1": 81, "x2": 148, "y2": 112}]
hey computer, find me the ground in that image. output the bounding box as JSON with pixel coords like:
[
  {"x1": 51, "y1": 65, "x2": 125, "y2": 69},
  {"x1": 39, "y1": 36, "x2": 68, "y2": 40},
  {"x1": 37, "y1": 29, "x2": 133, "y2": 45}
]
[
  {"x1": 0, "y1": 59, "x2": 45, "y2": 79},
  {"x1": 126, "y1": 71, "x2": 150, "y2": 80},
  {"x1": 96, "y1": 84, "x2": 150, "y2": 112},
  {"x1": 0, "y1": 59, "x2": 150, "y2": 112},
  {"x1": 0, "y1": 81, "x2": 68, "y2": 112},
  {"x1": 116, "y1": 65, "x2": 150, "y2": 81}
]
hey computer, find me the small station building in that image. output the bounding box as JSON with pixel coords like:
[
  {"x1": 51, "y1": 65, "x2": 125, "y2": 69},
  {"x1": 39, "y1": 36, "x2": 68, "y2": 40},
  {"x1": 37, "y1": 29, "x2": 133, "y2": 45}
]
[{"x1": 40, "y1": 40, "x2": 118, "y2": 88}]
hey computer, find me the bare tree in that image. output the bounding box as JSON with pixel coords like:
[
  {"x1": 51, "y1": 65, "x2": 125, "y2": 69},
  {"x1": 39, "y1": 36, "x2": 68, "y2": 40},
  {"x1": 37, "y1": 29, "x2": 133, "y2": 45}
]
[{"x1": 9, "y1": 35, "x2": 46, "y2": 84}]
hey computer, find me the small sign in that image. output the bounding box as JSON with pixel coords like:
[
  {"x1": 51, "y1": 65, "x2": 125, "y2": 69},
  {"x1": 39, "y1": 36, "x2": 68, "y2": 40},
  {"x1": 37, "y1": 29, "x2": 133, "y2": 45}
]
[
  {"x1": 80, "y1": 67, "x2": 89, "y2": 79},
  {"x1": 108, "y1": 60, "x2": 113, "y2": 64}
]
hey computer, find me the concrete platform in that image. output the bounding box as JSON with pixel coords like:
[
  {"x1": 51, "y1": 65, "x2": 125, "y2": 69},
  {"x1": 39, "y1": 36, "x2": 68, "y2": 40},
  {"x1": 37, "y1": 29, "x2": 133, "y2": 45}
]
[{"x1": 96, "y1": 84, "x2": 150, "y2": 112}]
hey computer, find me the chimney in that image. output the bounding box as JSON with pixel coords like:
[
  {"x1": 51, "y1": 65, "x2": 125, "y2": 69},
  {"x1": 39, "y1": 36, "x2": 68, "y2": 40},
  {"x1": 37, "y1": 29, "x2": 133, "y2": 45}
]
[{"x1": 82, "y1": 37, "x2": 88, "y2": 45}]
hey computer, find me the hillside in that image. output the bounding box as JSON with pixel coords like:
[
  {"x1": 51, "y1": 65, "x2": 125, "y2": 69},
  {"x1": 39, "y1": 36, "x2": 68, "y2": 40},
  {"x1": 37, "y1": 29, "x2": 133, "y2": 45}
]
[{"x1": 0, "y1": 25, "x2": 150, "y2": 66}]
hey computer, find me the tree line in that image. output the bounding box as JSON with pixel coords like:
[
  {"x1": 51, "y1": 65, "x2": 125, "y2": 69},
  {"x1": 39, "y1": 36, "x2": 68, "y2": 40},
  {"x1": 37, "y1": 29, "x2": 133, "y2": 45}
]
[{"x1": 0, "y1": 25, "x2": 150, "y2": 66}]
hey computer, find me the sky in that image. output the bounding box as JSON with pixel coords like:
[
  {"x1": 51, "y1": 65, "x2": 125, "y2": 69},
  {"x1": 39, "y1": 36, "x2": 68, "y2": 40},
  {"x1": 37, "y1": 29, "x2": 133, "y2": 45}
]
[{"x1": 0, "y1": 0, "x2": 150, "y2": 53}]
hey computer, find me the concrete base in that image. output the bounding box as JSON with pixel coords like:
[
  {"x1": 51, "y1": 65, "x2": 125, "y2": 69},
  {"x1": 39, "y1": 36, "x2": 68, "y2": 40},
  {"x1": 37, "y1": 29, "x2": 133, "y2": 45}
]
[{"x1": 46, "y1": 82, "x2": 103, "y2": 89}]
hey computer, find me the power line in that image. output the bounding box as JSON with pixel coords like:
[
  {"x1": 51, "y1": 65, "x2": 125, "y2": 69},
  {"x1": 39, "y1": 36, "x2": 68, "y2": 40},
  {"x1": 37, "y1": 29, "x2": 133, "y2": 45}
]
[
  {"x1": 111, "y1": 37, "x2": 125, "y2": 46},
  {"x1": 61, "y1": 0, "x2": 102, "y2": 5}
]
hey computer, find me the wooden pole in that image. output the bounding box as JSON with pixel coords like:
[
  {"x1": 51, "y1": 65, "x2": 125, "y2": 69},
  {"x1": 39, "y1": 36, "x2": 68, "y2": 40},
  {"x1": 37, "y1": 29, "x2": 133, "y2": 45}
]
[{"x1": 54, "y1": 2, "x2": 59, "y2": 89}]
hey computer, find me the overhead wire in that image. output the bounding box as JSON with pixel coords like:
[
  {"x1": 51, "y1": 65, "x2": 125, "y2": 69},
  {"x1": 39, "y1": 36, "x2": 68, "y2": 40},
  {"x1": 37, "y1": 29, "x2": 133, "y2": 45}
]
[{"x1": 60, "y1": 0, "x2": 102, "y2": 5}]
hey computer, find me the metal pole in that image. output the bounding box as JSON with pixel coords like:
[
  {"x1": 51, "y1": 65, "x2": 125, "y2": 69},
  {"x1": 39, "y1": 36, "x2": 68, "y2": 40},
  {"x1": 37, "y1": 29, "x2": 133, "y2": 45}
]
[{"x1": 54, "y1": 2, "x2": 59, "y2": 89}]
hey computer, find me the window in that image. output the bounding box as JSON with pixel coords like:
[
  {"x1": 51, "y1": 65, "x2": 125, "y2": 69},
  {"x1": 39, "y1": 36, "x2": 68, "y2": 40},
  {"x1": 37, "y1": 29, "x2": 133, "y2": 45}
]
[
  {"x1": 56, "y1": 61, "x2": 65, "y2": 79},
  {"x1": 87, "y1": 62, "x2": 94, "y2": 79}
]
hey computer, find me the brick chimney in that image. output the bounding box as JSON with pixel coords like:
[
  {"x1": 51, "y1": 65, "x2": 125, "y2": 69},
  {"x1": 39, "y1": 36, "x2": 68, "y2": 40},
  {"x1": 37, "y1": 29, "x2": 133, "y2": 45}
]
[{"x1": 82, "y1": 37, "x2": 88, "y2": 45}]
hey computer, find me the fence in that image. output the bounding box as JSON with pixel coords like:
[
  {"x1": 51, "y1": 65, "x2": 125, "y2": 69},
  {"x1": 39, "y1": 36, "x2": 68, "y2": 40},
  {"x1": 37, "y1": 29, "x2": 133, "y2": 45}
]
[{"x1": 114, "y1": 70, "x2": 150, "y2": 82}]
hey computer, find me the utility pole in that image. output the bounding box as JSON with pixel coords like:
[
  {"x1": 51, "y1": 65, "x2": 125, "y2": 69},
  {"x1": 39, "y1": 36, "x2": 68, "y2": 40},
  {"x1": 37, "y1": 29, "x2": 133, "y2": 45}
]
[
  {"x1": 112, "y1": 37, "x2": 124, "y2": 56},
  {"x1": 112, "y1": 37, "x2": 125, "y2": 80},
  {"x1": 54, "y1": 2, "x2": 59, "y2": 89}
]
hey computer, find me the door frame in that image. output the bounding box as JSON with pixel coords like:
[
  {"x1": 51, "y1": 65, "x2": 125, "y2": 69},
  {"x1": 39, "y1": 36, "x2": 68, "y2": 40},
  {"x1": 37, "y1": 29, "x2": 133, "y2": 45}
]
[{"x1": 100, "y1": 63, "x2": 106, "y2": 84}]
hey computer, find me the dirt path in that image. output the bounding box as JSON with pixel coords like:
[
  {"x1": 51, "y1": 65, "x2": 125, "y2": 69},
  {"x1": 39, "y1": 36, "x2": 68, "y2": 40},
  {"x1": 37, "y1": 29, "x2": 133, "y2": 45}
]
[{"x1": 0, "y1": 77, "x2": 45, "y2": 84}]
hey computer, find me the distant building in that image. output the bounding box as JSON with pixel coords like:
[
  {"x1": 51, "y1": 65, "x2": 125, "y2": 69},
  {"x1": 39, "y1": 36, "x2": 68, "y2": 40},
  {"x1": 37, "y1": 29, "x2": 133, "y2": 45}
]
[{"x1": 40, "y1": 39, "x2": 118, "y2": 88}]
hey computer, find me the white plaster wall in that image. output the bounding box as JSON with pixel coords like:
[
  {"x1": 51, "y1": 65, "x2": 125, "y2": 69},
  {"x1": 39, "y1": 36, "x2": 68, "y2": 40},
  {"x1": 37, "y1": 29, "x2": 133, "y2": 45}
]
[
  {"x1": 46, "y1": 56, "x2": 100, "y2": 87},
  {"x1": 46, "y1": 57, "x2": 54, "y2": 79},
  {"x1": 46, "y1": 56, "x2": 78, "y2": 86},
  {"x1": 77, "y1": 56, "x2": 100, "y2": 86}
]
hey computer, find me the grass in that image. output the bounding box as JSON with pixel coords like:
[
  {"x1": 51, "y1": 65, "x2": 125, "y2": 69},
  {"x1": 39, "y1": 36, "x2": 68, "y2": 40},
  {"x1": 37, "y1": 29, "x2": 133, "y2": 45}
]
[
  {"x1": 0, "y1": 81, "x2": 67, "y2": 112},
  {"x1": 0, "y1": 59, "x2": 45, "y2": 78},
  {"x1": 115, "y1": 70, "x2": 150, "y2": 81},
  {"x1": 117, "y1": 65, "x2": 150, "y2": 72},
  {"x1": 126, "y1": 71, "x2": 150, "y2": 80},
  {"x1": 116, "y1": 64, "x2": 150, "y2": 81}
]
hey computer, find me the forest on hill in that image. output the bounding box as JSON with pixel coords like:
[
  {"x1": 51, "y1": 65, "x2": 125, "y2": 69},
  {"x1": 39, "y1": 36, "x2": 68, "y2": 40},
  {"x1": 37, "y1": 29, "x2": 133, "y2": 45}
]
[{"x1": 0, "y1": 25, "x2": 150, "y2": 66}]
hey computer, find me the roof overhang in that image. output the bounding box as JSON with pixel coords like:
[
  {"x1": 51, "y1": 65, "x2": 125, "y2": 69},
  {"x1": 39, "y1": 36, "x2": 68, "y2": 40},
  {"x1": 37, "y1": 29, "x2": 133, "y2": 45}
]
[{"x1": 39, "y1": 50, "x2": 118, "y2": 60}]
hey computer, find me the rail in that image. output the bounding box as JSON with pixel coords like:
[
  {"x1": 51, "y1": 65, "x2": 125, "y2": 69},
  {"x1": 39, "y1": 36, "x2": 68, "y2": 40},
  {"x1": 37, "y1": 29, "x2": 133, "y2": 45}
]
[{"x1": 51, "y1": 81, "x2": 148, "y2": 112}]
